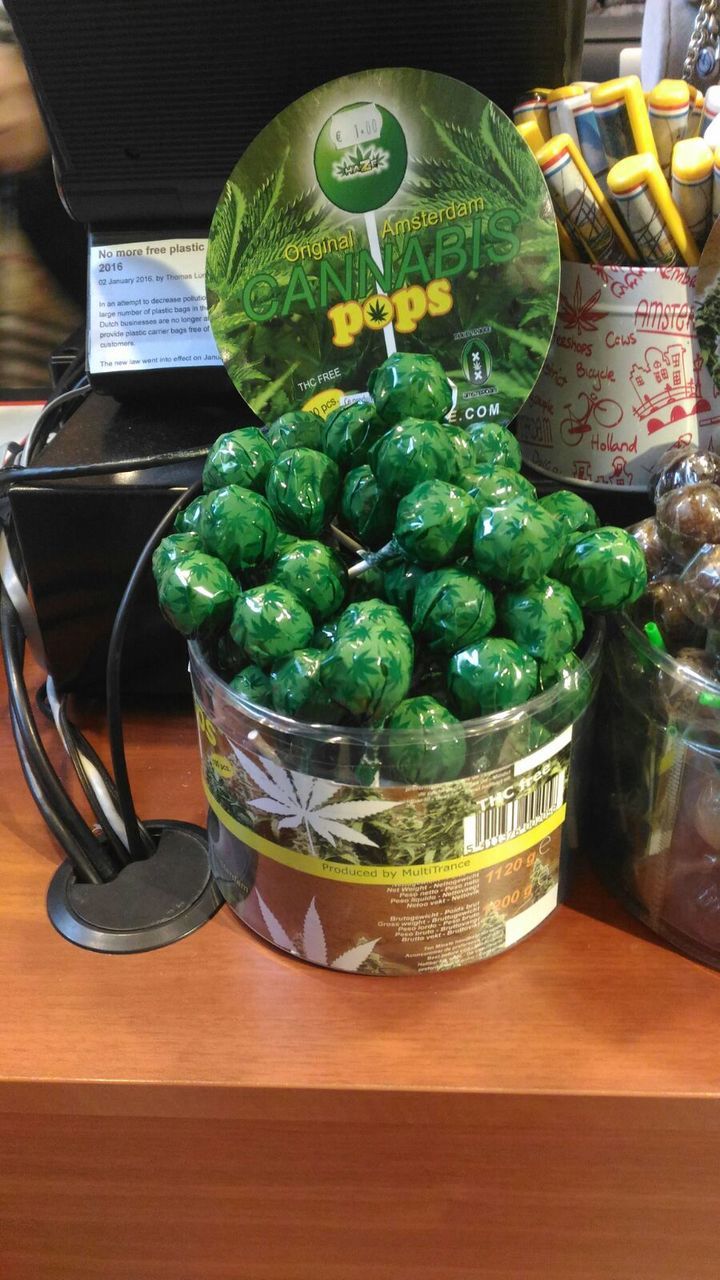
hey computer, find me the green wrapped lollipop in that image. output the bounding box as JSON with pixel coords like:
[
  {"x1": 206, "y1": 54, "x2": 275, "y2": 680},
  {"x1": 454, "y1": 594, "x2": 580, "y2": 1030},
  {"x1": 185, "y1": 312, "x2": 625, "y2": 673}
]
[
  {"x1": 467, "y1": 421, "x2": 522, "y2": 471},
  {"x1": 370, "y1": 418, "x2": 459, "y2": 499},
  {"x1": 265, "y1": 409, "x2": 323, "y2": 453},
  {"x1": 320, "y1": 619, "x2": 413, "y2": 722},
  {"x1": 368, "y1": 352, "x2": 452, "y2": 426},
  {"x1": 202, "y1": 428, "x2": 275, "y2": 493},
  {"x1": 201, "y1": 484, "x2": 278, "y2": 572},
  {"x1": 152, "y1": 532, "x2": 200, "y2": 584},
  {"x1": 348, "y1": 563, "x2": 386, "y2": 601},
  {"x1": 448, "y1": 637, "x2": 538, "y2": 717},
  {"x1": 340, "y1": 465, "x2": 395, "y2": 548},
  {"x1": 158, "y1": 552, "x2": 238, "y2": 638},
  {"x1": 460, "y1": 463, "x2": 536, "y2": 508},
  {"x1": 444, "y1": 425, "x2": 474, "y2": 474},
  {"x1": 322, "y1": 401, "x2": 385, "y2": 470},
  {"x1": 540, "y1": 489, "x2": 599, "y2": 537},
  {"x1": 498, "y1": 577, "x2": 584, "y2": 663},
  {"x1": 472, "y1": 497, "x2": 562, "y2": 586},
  {"x1": 270, "y1": 648, "x2": 345, "y2": 723},
  {"x1": 174, "y1": 493, "x2": 211, "y2": 536},
  {"x1": 557, "y1": 526, "x2": 648, "y2": 611},
  {"x1": 270, "y1": 539, "x2": 347, "y2": 622},
  {"x1": 230, "y1": 583, "x2": 314, "y2": 666},
  {"x1": 337, "y1": 598, "x2": 412, "y2": 649},
  {"x1": 385, "y1": 696, "x2": 466, "y2": 785},
  {"x1": 383, "y1": 561, "x2": 427, "y2": 620},
  {"x1": 265, "y1": 448, "x2": 340, "y2": 537},
  {"x1": 412, "y1": 568, "x2": 496, "y2": 656},
  {"x1": 394, "y1": 479, "x2": 477, "y2": 567},
  {"x1": 229, "y1": 664, "x2": 273, "y2": 707}
]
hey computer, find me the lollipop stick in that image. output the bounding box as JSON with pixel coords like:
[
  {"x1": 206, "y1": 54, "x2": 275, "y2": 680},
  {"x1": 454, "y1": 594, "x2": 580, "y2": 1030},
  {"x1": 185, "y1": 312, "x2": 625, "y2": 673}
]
[{"x1": 364, "y1": 211, "x2": 397, "y2": 357}]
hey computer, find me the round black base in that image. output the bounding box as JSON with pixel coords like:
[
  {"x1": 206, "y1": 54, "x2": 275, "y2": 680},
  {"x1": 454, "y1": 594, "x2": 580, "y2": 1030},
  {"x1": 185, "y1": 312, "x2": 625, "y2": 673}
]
[{"x1": 47, "y1": 821, "x2": 223, "y2": 953}]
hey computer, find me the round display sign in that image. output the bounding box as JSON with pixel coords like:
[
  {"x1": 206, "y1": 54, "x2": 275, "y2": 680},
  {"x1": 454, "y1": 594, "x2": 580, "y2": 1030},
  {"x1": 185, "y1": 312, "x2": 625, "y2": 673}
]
[{"x1": 206, "y1": 67, "x2": 559, "y2": 426}]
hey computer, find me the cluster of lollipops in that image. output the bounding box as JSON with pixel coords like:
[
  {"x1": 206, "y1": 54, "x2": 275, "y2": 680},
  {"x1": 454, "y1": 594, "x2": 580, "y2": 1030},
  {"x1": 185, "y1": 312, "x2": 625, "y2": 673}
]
[
  {"x1": 631, "y1": 443, "x2": 720, "y2": 698},
  {"x1": 153, "y1": 352, "x2": 647, "y2": 784}
]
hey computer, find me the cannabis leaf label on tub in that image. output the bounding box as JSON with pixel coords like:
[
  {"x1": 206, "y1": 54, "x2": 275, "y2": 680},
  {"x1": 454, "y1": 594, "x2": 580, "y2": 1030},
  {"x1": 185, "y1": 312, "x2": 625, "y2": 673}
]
[
  {"x1": 231, "y1": 748, "x2": 399, "y2": 852},
  {"x1": 255, "y1": 892, "x2": 381, "y2": 971}
]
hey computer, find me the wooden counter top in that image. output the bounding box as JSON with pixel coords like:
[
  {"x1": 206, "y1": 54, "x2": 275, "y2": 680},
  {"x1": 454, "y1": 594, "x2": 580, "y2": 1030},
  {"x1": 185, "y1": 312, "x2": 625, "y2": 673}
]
[{"x1": 2, "y1": 664, "x2": 719, "y2": 1279}]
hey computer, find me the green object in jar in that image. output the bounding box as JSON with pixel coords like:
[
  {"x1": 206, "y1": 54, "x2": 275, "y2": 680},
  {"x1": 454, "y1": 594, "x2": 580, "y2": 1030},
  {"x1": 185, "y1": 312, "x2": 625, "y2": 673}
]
[
  {"x1": 368, "y1": 352, "x2": 452, "y2": 426},
  {"x1": 383, "y1": 560, "x2": 427, "y2": 619},
  {"x1": 174, "y1": 493, "x2": 211, "y2": 536},
  {"x1": 337, "y1": 597, "x2": 411, "y2": 646},
  {"x1": 202, "y1": 428, "x2": 275, "y2": 493},
  {"x1": 460, "y1": 463, "x2": 536, "y2": 507},
  {"x1": 158, "y1": 552, "x2": 238, "y2": 638},
  {"x1": 540, "y1": 489, "x2": 599, "y2": 537},
  {"x1": 265, "y1": 448, "x2": 340, "y2": 537},
  {"x1": 558, "y1": 526, "x2": 648, "y2": 611},
  {"x1": 537, "y1": 650, "x2": 587, "y2": 693},
  {"x1": 370, "y1": 418, "x2": 460, "y2": 499},
  {"x1": 201, "y1": 484, "x2": 278, "y2": 572},
  {"x1": 448, "y1": 637, "x2": 538, "y2": 717},
  {"x1": 271, "y1": 531, "x2": 302, "y2": 560},
  {"x1": 444, "y1": 424, "x2": 474, "y2": 474},
  {"x1": 270, "y1": 648, "x2": 345, "y2": 723},
  {"x1": 321, "y1": 401, "x2": 386, "y2": 470},
  {"x1": 265, "y1": 409, "x2": 323, "y2": 453},
  {"x1": 472, "y1": 497, "x2": 562, "y2": 586},
  {"x1": 319, "y1": 619, "x2": 414, "y2": 722},
  {"x1": 152, "y1": 532, "x2": 200, "y2": 583},
  {"x1": 229, "y1": 663, "x2": 273, "y2": 707},
  {"x1": 340, "y1": 464, "x2": 395, "y2": 548},
  {"x1": 385, "y1": 696, "x2": 467, "y2": 784},
  {"x1": 394, "y1": 479, "x2": 477, "y2": 566},
  {"x1": 270, "y1": 539, "x2": 347, "y2": 622},
  {"x1": 467, "y1": 421, "x2": 522, "y2": 471},
  {"x1": 498, "y1": 577, "x2": 584, "y2": 663},
  {"x1": 230, "y1": 583, "x2": 314, "y2": 666},
  {"x1": 412, "y1": 568, "x2": 496, "y2": 656}
]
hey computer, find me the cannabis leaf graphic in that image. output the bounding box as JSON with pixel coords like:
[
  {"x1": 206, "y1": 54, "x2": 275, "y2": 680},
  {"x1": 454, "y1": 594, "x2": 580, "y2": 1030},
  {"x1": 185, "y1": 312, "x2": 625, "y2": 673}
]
[
  {"x1": 367, "y1": 299, "x2": 390, "y2": 325},
  {"x1": 557, "y1": 278, "x2": 605, "y2": 334},
  {"x1": 255, "y1": 891, "x2": 381, "y2": 971},
  {"x1": 231, "y1": 748, "x2": 399, "y2": 852}
]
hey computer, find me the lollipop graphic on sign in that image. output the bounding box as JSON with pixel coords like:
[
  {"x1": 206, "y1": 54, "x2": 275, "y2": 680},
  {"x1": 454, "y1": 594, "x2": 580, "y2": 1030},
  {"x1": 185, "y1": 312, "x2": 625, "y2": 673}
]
[{"x1": 314, "y1": 101, "x2": 408, "y2": 357}]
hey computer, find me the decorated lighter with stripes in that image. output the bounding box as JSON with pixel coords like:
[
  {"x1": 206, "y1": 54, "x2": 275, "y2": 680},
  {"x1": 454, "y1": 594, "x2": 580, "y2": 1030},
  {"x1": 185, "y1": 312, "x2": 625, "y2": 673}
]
[
  {"x1": 537, "y1": 133, "x2": 636, "y2": 265},
  {"x1": 606, "y1": 153, "x2": 699, "y2": 266}
]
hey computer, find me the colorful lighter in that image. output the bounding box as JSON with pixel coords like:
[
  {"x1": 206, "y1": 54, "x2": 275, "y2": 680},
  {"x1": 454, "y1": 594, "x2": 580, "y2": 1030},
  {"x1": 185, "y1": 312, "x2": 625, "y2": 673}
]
[
  {"x1": 537, "y1": 133, "x2": 637, "y2": 264},
  {"x1": 647, "y1": 79, "x2": 690, "y2": 177},
  {"x1": 606, "y1": 153, "x2": 700, "y2": 266},
  {"x1": 591, "y1": 75, "x2": 658, "y2": 168},
  {"x1": 699, "y1": 84, "x2": 720, "y2": 136},
  {"x1": 549, "y1": 87, "x2": 607, "y2": 180},
  {"x1": 671, "y1": 137, "x2": 714, "y2": 250},
  {"x1": 513, "y1": 92, "x2": 551, "y2": 144},
  {"x1": 516, "y1": 118, "x2": 546, "y2": 156}
]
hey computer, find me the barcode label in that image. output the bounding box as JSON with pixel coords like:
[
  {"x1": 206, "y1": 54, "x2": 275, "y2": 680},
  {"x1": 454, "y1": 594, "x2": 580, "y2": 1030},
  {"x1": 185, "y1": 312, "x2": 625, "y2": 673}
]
[{"x1": 463, "y1": 770, "x2": 566, "y2": 854}]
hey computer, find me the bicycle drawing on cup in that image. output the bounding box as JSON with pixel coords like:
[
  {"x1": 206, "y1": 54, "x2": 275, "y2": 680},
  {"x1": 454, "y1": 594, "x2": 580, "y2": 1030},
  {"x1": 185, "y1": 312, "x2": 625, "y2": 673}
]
[{"x1": 559, "y1": 391, "x2": 623, "y2": 447}]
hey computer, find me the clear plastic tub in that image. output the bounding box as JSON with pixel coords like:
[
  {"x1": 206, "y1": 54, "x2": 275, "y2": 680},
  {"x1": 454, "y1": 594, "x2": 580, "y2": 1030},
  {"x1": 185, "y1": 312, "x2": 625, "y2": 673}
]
[
  {"x1": 589, "y1": 611, "x2": 720, "y2": 969},
  {"x1": 189, "y1": 623, "x2": 603, "y2": 976}
]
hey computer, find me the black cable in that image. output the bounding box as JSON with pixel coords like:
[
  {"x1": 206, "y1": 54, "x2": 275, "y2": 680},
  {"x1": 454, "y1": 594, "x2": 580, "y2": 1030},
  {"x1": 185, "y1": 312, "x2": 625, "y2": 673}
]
[
  {"x1": 105, "y1": 479, "x2": 203, "y2": 863},
  {"x1": 0, "y1": 447, "x2": 209, "y2": 494},
  {"x1": 22, "y1": 380, "x2": 90, "y2": 466},
  {"x1": 8, "y1": 705, "x2": 104, "y2": 885},
  {"x1": 55, "y1": 699, "x2": 135, "y2": 866},
  {"x1": 1, "y1": 587, "x2": 116, "y2": 882}
]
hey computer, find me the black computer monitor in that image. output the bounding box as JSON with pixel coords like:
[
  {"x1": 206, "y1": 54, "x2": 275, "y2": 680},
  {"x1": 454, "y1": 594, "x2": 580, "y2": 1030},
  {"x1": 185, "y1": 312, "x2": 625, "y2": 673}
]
[{"x1": 7, "y1": 0, "x2": 585, "y2": 229}]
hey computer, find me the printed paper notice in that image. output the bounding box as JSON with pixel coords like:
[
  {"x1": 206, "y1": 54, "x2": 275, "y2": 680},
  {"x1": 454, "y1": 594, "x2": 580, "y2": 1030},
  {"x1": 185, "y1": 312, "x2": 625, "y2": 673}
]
[{"x1": 87, "y1": 238, "x2": 223, "y2": 374}]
